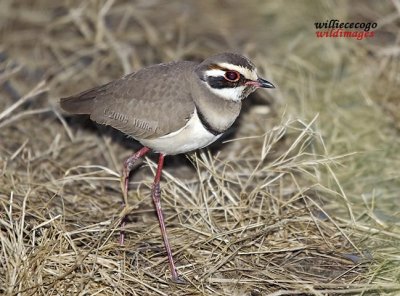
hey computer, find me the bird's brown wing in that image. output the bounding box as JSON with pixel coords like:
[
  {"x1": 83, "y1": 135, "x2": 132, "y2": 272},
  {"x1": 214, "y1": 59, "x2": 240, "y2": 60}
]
[{"x1": 60, "y1": 61, "x2": 197, "y2": 139}]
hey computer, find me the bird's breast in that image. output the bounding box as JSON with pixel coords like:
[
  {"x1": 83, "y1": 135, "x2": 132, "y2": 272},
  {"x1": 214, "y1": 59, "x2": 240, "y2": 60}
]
[{"x1": 139, "y1": 109, "x2": 222, "y2": 155}]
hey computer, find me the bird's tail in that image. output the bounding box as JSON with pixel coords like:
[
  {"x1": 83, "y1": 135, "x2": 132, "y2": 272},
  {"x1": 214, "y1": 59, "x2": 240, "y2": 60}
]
[
  {"x1": 60, "y1": 95, "x2": 94, "y2": 114},
  {"x1": 60, "y1": 82, "x2": 109, "y2": 114}
]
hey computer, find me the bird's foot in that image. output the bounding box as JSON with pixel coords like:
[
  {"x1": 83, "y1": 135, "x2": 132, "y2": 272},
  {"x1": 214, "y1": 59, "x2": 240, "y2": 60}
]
[
  {"x1": 171, "y1": 274, "x2": 186, "y2": 285},
  {"x1": 119, "y1": 217, "x2": 126, "y2": 245}
]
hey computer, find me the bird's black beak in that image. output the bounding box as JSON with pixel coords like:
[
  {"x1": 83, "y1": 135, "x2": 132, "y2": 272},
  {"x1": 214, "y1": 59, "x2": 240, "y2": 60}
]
[
  {"x1": 257, "y1": 77, "x2": 275, "y2": 88},
  {"x1": 245, "y1": 77, "x2": 275, "y2": 88}
]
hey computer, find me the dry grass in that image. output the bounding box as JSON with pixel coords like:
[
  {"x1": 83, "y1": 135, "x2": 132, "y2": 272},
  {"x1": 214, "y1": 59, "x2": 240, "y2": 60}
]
[{"x1": 1, "y1": 0, "x2": 399, "y2": 295}]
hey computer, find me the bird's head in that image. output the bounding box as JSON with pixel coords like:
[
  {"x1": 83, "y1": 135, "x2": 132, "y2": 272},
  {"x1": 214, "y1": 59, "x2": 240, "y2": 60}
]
[{"x1": 195, "y1": 52, "x2": 274, "y2": 102}]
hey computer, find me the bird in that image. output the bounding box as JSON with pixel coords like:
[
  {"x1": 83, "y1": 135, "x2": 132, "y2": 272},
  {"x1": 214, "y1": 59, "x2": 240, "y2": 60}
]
[{"x1": 60, "y1": 52, "x2": 274, "y2": 283}]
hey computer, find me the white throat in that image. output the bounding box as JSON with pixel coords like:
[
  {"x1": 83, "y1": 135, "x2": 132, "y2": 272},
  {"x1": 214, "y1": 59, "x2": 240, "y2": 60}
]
[{"x1": 206, "y1": 85, "x2": 246, "y2": 102}]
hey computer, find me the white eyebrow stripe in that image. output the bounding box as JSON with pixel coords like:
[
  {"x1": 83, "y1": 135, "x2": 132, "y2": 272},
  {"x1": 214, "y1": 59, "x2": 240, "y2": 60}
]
[
  {"x1": 217, "y1": 62, "x2": 258, "y2": 81},
  {"x1": 204, "y1": 69, "x2": 226, "y2": 77}
]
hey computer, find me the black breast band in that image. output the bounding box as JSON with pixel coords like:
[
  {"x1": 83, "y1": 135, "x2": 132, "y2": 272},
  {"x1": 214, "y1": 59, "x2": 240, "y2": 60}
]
[{"x1": 195, "y1": 108, "x2": 222, "y2": 136}]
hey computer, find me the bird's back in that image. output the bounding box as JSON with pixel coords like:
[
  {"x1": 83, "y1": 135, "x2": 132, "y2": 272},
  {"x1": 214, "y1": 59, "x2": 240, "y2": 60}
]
[{"x1": 60, "y1": 61, "x2": 197, "y2": 139}]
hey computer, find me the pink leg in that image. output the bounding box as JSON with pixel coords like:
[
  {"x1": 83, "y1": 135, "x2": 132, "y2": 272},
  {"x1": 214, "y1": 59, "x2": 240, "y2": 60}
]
[
  {"x1": 152, "y1": 154, "x2": 185, "y2": 283},
  {"x1": 120, "y1": 146, "x2": 150, "y2": 245}
]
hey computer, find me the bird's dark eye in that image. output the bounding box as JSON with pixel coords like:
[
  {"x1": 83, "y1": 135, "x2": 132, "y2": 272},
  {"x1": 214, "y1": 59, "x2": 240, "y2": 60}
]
[{"x1": 224, "y1": 71, "x2": 240, "y2": 82}]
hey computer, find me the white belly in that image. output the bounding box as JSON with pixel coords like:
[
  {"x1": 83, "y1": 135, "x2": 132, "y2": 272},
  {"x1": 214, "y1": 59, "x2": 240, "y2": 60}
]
[{"x1": 139, "y1": 109, "x2": 222, "y2": 155}]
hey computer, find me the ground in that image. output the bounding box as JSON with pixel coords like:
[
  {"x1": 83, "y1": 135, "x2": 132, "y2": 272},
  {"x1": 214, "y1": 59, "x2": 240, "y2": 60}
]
[{"x1": 0, "y1": 1, "x2": 399, "y2": 295}]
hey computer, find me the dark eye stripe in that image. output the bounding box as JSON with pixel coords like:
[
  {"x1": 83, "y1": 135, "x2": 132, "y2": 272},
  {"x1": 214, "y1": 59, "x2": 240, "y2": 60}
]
[{"x1": 206, "y1": 73, "x2": 248, "y2": 89}]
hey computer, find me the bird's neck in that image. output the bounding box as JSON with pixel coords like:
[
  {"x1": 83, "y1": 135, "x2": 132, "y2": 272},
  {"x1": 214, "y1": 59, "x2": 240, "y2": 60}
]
[{"x1": 190, "y1": 77, "x2": 242, "y2": 134}]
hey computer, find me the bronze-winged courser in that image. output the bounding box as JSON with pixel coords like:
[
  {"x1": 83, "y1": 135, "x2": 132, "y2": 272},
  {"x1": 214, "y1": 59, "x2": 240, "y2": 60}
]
[{"x1": 60, "y1": 52, "x2": 274, "y2": 282}]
